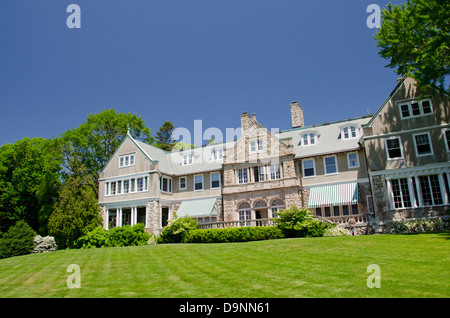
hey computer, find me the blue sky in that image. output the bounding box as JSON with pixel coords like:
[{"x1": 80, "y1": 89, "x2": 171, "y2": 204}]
[{"x1": 0, "y1": 0, "x2": 405, "y2": 146}]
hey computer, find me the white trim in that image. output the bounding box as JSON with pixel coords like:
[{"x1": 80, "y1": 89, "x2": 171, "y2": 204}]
[
  {"x1": 194, "y1": 174, "x2": 204, "y2": 191},
  {"x1": 397, "y1": 98, "x2": 433, "y2": 119},
  {"x1": 368, "y1": 162, "x2": 450, "y2": 177},
  {"x1": 385, "y1": 136, "x2": 404, "y2": 161},
  {"x1": 347, "y1": 152, "x2": 360, "y2": 169},
  {"x1": 323, "y1": 155, "x2": 338, "y2": 175},
  {"x1": 362, "y1": 123, "x2": 450, "y2": 141},
  {"x1": 412, "y1": 131, "x2": 434, "y2": 157},
  {"x1": 302, "y1": 158, "x2": 316, "y2": 178},
  {"x1": 210, "y1": 172, "x2": 221, "y2": 189},
  {"x1": 179, "y1": 176, "x2": 187, "y2": 190}
]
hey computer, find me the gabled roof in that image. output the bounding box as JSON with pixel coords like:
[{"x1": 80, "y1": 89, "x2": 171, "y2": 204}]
[{"x1": 278, "y1": 116, "x2": 371, "y2": 159}]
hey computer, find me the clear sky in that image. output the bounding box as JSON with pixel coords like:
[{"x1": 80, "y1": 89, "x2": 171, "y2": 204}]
[{"x1": 0, "y1": 0, "x2": 405, "y2": 146}]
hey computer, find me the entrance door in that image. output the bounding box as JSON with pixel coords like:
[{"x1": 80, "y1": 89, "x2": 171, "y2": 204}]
[{"x1": 161, "y1": 207, "x2": 169, "y2": 227}]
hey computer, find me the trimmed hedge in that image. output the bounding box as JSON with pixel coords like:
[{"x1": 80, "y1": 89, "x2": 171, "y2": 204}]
[{"x1": 183, "y1": 226, "x2": 283, "y2": 243}]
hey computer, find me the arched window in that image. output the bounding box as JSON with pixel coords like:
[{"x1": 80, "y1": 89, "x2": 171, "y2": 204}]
[
  {"x1": 270, "y1": 198, "x2": 285, "y2": 218},
  {"x1": 254, "y1": 200, "x2": 267, "y2": 209},
  {"x1": 238, "y1": 202, "x2": 251, "y2": 221}
]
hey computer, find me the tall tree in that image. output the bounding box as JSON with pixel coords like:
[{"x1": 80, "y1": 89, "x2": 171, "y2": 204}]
[
  {"x1": 61, "y1": 109, "x2": 153, "y2": 197},
  {"x1": 155, "y1": 121, "x2": 176, "y2": 151},
  {"x1": 0, "y1": 137, "x2": 62, "y2": 235},
  {"x1": 374, "y1": 0, "x2": 450, "y2": 93}
]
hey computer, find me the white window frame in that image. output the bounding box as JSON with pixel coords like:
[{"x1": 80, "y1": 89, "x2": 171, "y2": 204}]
[
  {"x1": 302, "y1": 159, "x2": 316, "y2": 178},
  {"x1": 269, "y1": 163, "x2": 281, "y2": 180},
  {"x1": 179, "y1": 177, "x2": 187, "y2": 190},
  {"x1": 210, "y1": 172, "x2": 221, "y2": 189},
  {"x1": 347, "y1": 152, "x2": 360, "y2": 169},
  {"x1": 385, "y1": 136, "x2": 404, "y2": 160},
  {"x1": 300, "y1": 133, "x2": 317, "y2": 146},
  {"x1": 194, "y1": 174, "x2": 204, "y2": 191},
  {"x1": 212, "y1": 148, "x2": 223, "y2": 161},
  {"x1": 237, "y1": 168, "x2": 249, "y2": 184},
  {"x1": 182, "y1": 153, "x2": 193, "y2": 165},
  {"x1": 444, "y1": 129, "x2": 450, "y2": 153},
  {"x1": 160, "y1": 176, "x2": 172, "y2": 193},
  {"x1": 119, "y1": 153, "x2": 135, "y2": 168},
  {"x1": 249, "y1": 139, "x2": 264, "y2": 153},
  {"x1": 413, "y1": 132, "x2": 433, "y2": 157},
  {"x1": 341, "y1": 126, "x2": 358, "y2": 140},
  {"x1": 398, "y1": 99, "x2": 433, "y2": 119},
  {"x1": 324, "y1": 155, "x2": 338, "y2": 175}
]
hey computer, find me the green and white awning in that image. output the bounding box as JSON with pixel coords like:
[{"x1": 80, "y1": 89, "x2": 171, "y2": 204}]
[
  {"x1": 176, "y1": 198, "x2": 218, "y2": 218},
  {"x1": 308, "y1": 182, "x2": 359, "y2": 208}
]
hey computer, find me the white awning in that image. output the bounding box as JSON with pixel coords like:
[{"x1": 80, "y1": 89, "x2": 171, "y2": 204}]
[
  {"x1": 176, "y1": 198, "x2": 218, "y2": 218},
  {"x1": 308, "y1": 182, "x2": 359, "y2": 208}
]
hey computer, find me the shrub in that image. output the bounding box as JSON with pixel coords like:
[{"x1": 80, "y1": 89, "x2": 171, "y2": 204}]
[
  {"x1": 273, "y1": 205, "x2": 332, "y2": 238},
  {"x1": 33, "y1": 235, "x2": 58, "y2": 253},
  {"x1": 0, "y1": 221, "x2": 37, "y2": 259},
  {"x1": 184, "y1": 226, "x2": 284, "y2": 243},
  {"x1": 75, "y1": 223, "x2": 150, "y2": 248},
  {"x1": 324, "y1": 226, "x2": 351, "y2": 237},
  {"x1": 384, "y1": 218, "x2": 450, "y2": 234},
  {"x1": 156, "y1": 215, "x2": 199, "y2": 244}
]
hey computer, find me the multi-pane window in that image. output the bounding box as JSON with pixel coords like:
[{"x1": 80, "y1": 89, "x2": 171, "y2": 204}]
[
  {"x1": 106, "y1": 176, "x2": 147, "y2": 196},
  {"x1": 341, "y1": 126, "x2": 358, "y2": 140},
  {"x1": 413, "y1": 133, "x2": 433, "y2": 156},
  {"x1": 386, "y1": 137, "x2": 403, "y2": 159},
  {"x1": 211, "y1": 172, "x2": 221, "y2": 189},
  {"x1": 347, "y1": 153, "x2": 359, "y2": 168},
  {"x1": 399, "y1": 99, "x2": 433, "y2": 118},
  {"x1": 119, "y1": 154, "x2": 135, "y2": 168},
  {"x1": 161, "y1": 177, "x2": 172, "y2": 193},
  {"x1": 324, "y1": 156, "x2": 338, "y2": 175},
  {"x1": 212, "y1": 148, "x2": 223, "y2": 160},
  {"x1": 250, "y1": 139, "x2": 263, "y2": 153},
  {"x1": 300, "y1": 133, "x2": 316, "y2": 146},
  {"x1": 444, "y1": 130, "x2": 450, "y2": 152},
  {"x1": 254, "y1": 166, "x2": 266, "y2": 182},
  {"x1": 302, "y1": 159, "x2": 315, "y2": 177},
  {"x1": 390, "y1": 178, "x2": 412, "y2": 209},
  {"x1": 419, "y1": 175, "x2": 443, "y2": 206},
  {"x1": 179, "y1": 177, "x2": 186, "y2": 190},
  {"x1": 238, "y1": 168, "x2": 248, "y2": 184},
  {"x1": 270, "y1": 163, "x2": 281, "y2": 180},
  {"x1": 182, "y1": 154, "x2": 193, "y2": 165},
  {"x1": 194, "y1": 175, "x2": 203, "y2": 191}
]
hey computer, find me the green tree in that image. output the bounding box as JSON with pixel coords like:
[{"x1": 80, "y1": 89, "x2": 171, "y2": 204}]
[
  {"x1": 0, "y1": 220, "x2": 37, "y2": 259},
  {"x1": 61, "y1": 109, "x2": 153, "y2": 197},
  {"x1": 374, "y1": 0, "x2": 450, "y2": 93},
  {"x1": 155, "y1": 121, "x2": 176, "y2": 151},
  {"x1": 0, "y1": 137, "x2": 62, "y2": 235},
  {"x1": 48, "y1": 171, "x2": 102, "y2": 249}
]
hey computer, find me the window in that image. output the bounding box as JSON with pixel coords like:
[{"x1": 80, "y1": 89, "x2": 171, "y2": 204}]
[
  {"x1": 324, "y1": 156, "x2": 338, "y2": 175},
  {"x1": 341, "y1": 126, "x2": 358, "y2": 140},
  {"x1": 254, "y1": 166, "x2": 265, "y2": 182},
  {"x1": 238, "y1": 168, "x2": 248, "y2": 184},
  {"x1": 211, "y1": 172, "x2": 220, "y2": 189},
  {"x1": 342, "y1": 205, "x2": 349, "y2": 215},
  {"x1": 182, "y1": 153, "x2": 193, "y2": 165},
  {"x1": 324, "y1": 206, "x2": 331, "y2": 217},
  {"x1": 302, "y1": 159, "x2": 315, "y2": 177},
  {"x1": 137, "y1": 178, "x2": 144, "y2": 192},
  {"x1": 271, "y1": 198, "x2": 284, "y2": 218},
  {"x1": 123, "y1": 180, "x2": 130, "y2": 194},
  {"x1": 270, "y1": 163, "x2": 281, "y2": 180},
  {"x1": 179, "y1": 177, "x2": 186, "y2": 190},
  {"x1": 250, "y1": 139, "x2": 263, "y2": 153},
  {"x1": 300, "y1": 133, "x2": 317, "y2": 146},
  {"x1": 117, "y1": 180, "x2": 122, "y2": 194},
  {"x1": 347, "y1": 153, "x2": 359, "y2": 168},
  {"x1": 110, "y1": 182, "x2": 116, "y2": 195},
  {"x1": 194, "y1": 174, "x2": 203, "y2": 191},
  {"x1": 399, "y1": 99, "x2": 433, "y2": 118},
  {"x1": 238, "y1": 202, "x2": 251, "y2": 225},
  {"x1": 390, "y1": 178, "x2": 412, "y2": 209},
  {"x1": 333, "y1": 206, "x2": 340, "y2": 216},
  {"x1": 386, "y1": 137, "x2": 403, "y2": 159},
  {"x1": 419, "y1": 175, "x2": 443, "y2": 206},
  {"x1": 444, "y1": 130, "x2": 450, "y2": 152},
  {"x1": 413, "y1": 133, "x2": 433, "y2": 156},
  {"x1": 119, "y1": 154, "x2": 135, "y2": 168},
  {"x1": 161, "y1": 177, "x2": 172, "y2": 193},
  {"x1": 212, "y1": 148, "x2": 223, "y2": 160}
]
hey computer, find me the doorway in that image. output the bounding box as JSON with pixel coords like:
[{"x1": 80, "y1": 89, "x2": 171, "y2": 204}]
[{"x1": 161, "y1": 207, "x2": 169, "y2": 227}]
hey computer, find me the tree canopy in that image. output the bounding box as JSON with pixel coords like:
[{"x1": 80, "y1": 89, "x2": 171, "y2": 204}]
[{"x1": 374, "y1": 0, "x2": 450, "y2": 93}]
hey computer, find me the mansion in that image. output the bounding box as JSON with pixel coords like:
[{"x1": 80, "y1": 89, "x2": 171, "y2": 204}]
[{"x1": 98, "y1": 77, "x2": 450, "y2": 234}]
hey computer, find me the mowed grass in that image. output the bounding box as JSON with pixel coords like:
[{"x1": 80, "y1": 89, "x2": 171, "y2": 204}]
[{"x1": 0, "y1": 233, "x2": 449, "y2": 298}]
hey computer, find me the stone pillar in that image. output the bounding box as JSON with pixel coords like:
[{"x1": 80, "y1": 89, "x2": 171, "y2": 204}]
[{"x1": 290, "y1": 102, "x2": 304, "y2": 128}]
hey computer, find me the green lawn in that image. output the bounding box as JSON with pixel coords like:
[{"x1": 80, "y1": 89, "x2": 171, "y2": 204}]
[{"x1": 0, "y1": 233, "x2": 449, "y2": 298}]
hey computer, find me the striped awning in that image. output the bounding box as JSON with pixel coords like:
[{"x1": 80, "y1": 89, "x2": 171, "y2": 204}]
[
  {"x1": 308, "y1": 182, "x2": 359, "y2": 208},
  {"x1": 176, "y1": 198, "x2": 218, "y2": 218}
]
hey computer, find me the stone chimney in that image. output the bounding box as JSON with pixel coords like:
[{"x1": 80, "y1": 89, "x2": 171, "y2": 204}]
[
  {"x1": 241, "y1": 112, "x2": 254, "y2": 133},
  {"x1": 290, "y1": 101, "x2": 304, "y2": 128}
]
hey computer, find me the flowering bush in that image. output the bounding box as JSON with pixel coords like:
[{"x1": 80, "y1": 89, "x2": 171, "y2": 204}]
[
  {"x1": 33, "y1": 235, "x2": 58, "y2": 253},
  {"x1": 324, "y1": 226, "x2": 351, "y2": 237},
  {"x1": 384, "y1": 217, "x2": 450, "y2": 234}
]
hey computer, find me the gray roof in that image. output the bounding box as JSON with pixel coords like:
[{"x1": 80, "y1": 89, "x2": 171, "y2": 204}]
[{"x1": 278, "y1": 116, "x2": 371, "y2": 159}]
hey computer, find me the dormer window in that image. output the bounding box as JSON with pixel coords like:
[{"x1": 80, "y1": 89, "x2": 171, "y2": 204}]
[
  {"x1": 341, "y1": 126, "x2": 358, "y2": 140},
  {"x1": 182, "y1": 153, "x2": 193, "y2": 165},
  {"x1": 250, "y1": 139, "x2": 264, "y2": 153},
  {"x1": 299, "y1": 133, "x2": 316, "y2": 146},
  {"x1": 212, "y1": 148, "x2": 223, "y2": 160}
]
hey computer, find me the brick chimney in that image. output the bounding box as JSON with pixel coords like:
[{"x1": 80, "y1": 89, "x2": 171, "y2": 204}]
[
  {"x1": 240, "y1": 112, "x2": 254, "y2": 133},
  {"x1": 290, "y1": 101, "x2": 304, "y2": 128}
]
